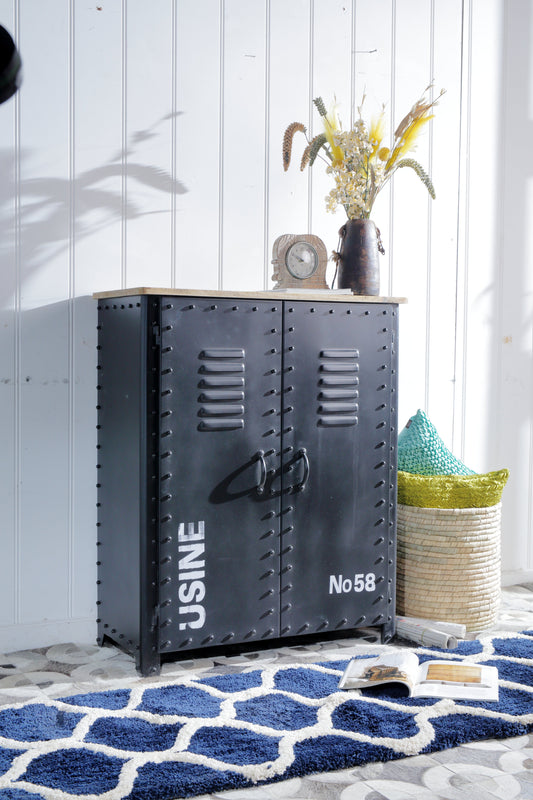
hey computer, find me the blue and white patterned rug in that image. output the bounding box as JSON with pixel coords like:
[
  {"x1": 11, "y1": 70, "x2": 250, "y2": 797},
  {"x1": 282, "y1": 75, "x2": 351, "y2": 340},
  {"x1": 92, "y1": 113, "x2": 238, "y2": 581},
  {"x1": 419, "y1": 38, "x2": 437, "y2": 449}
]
[{"x1": 1, "y1": 631, "x2": 533, "y2": 800}]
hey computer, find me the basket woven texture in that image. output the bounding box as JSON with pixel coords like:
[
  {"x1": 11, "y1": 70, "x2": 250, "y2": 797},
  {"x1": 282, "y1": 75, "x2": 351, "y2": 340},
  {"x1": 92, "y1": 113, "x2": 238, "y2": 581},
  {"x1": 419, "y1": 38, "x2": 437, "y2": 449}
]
[
  {"x1": 398, "y1": 409, "x2": 475, "y2": 476},
  {"x1": 397, "y1": 468, "x2": 509, "y2": 509},
  {"x1": 396, "y1": 502, "x2": 502, "y2": 631}
]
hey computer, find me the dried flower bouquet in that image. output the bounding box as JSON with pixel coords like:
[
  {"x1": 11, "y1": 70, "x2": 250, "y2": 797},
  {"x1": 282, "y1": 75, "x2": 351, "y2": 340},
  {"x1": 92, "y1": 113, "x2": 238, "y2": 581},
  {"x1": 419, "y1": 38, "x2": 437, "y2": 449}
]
[{"x1": 283, "y1": 86, "x2": 445, "y2": 220}]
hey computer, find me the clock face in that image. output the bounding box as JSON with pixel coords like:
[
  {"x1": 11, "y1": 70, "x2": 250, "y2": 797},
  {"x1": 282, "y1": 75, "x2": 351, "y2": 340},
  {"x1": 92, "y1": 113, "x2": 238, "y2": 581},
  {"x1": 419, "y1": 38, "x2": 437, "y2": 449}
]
[{"x1": 285, "y1": 241, "x2": 319, "y2": 279}]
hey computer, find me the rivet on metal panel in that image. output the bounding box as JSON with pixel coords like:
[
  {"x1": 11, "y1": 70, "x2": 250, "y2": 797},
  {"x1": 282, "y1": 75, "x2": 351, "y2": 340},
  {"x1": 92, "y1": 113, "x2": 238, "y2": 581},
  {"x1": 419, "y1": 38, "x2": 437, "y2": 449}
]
[
  {"x1": 374, "y1": 518, "x2": 385, "y2": 526},
  {"x1": 329, "y1": 309, "x2": 334, "y2": 314},
  {"x1": 260, "y1": 569, "x2": 275, "y2": 579},
  {"x1": 374, "y1": 461, "x2": 386, "y2": 469},
  {"x1": 180, "y1": 638, "x2": 193, "y2": 647},
  {"x1": 232, "y1": 306, "x2": 238, "y2": 311},
  {"x1": 244, "y1": 630, "x2": 257, "y2": 639},
  {"x1": 281, "y1": 604, "x2": 292, "y2": 613},
  {"x1": 288, "y1": 326, "x2": 294, "y2": 332},
  {"x1": 262, "y1": 628, "x2": 275, "y2": 637},
  {"x1": 160, "y1": 619, "x2": 171, "y2": 628},
  {"x1": 297, "y1": 623, "x2": 310, "y2": 633},
  {"x1": 310, "y1": 308, "x2": 315, "y2": 313},
  {"x1": 280, "y1": 564, "x2": 293, "y2": 573},
  {"x1": 96, "y1": 618, "x2": 101, "y2": 623},
  {"x1": 210, "y1": 305, "x2": 217, "y2": 310},
  {"x1": 260, "y1": 609, "x2": 274, "y2": 618},
  {"x1": 160, "y1": 640, "x2": 171, "y2": 649},
  {"x1": 374, "y1": 537, "x2": 385, "y2": 545},
  {"x1": 282, "y1": 626, "x2": 291, "y2": 634},
  {"x1": 336, "y1": 619, "x2": 348, "y2": 628},
  {"x1": 160, "y1": 577, "x2": 171, "y2": 585},
  {"x1": 202, "y1": 635, "x2": 215, "y2": 644},
  {"x1": 317, "y1": 621, "x2": 329, "y2": 630},
  {"x1": 221, "y1": 633, "x2": 235, "y2": 643}
]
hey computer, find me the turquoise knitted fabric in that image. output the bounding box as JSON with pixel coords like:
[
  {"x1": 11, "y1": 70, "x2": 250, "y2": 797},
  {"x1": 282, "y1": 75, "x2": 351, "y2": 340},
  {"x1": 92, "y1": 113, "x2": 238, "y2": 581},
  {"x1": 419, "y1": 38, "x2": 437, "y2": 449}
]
[{"x1": 397, "y1": 409, "x2": 475, "y2": 476}]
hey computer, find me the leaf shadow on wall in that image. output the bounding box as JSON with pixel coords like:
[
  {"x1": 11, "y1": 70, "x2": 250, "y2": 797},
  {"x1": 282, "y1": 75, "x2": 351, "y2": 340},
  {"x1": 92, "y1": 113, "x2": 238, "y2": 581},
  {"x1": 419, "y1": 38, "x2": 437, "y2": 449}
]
[{"x1": 0, "y1": 114, "x2": 187, "y2": 305}]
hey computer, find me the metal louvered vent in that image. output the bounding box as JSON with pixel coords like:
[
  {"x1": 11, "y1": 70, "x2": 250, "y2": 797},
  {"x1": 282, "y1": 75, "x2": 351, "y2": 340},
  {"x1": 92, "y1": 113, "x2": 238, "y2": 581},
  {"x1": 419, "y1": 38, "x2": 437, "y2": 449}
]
[
  {"x1": 318, "y1": 348, "x2": 359, "y2": 426},
  {"x1": 198, "y1": 348, "x2": 246, "y2": 430}
]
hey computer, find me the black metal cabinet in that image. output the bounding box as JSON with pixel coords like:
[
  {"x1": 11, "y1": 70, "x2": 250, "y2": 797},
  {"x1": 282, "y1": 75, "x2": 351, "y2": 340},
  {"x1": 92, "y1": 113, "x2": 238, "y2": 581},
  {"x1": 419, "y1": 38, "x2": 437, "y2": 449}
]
[{"x1": 96, "y1": 291, "x2": 399, "y2": 675}]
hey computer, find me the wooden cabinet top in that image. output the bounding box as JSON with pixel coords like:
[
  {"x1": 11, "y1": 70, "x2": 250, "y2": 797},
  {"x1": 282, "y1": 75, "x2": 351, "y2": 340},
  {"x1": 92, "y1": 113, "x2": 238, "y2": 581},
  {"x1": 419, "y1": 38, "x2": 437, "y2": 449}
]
[{"x1": 93, "y1": 287, "x2": 407, "y2": 304}]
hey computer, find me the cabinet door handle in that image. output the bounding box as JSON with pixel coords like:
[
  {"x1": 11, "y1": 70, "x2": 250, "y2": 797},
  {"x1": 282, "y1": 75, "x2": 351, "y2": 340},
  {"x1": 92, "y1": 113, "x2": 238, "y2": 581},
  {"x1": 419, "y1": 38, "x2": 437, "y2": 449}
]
[
  {"x1": 295, "y1": 448, "x2": 310, "y2": 492},
  {"x1": 255, "y1": 450, "x2": 267, "y2": 495}
]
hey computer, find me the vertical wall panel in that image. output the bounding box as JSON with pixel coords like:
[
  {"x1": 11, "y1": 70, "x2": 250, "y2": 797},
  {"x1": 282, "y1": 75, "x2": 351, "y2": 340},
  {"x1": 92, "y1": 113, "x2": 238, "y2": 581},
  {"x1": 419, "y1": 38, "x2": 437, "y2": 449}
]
[
  {"x1": 462, "y1": 0, "x2": 504, "y2": 470},
  {"x1": 173, "y1": 0, "x2": 222, "y2": 290},
  {"x1": 17, "y1": 1, "x2": 71, "y2": 623},
  {"x1": 425, "y1": 0, "x2": 463, "y2": 445},
  {"x1": 267, "y1": 0, "x2": 311, "y2": 287},
  {"x1": 221, "y1": 0, "x2": 267, "y2": 290},
  {"x1": 0, "y1": 0, "x2": 17, "y2": 626},
  {"x1": 125, "y1": 0, "x2": 174, "y2": 288},
  {"x1": 492, "y1": 0, "x2": 533, "y2": 576},
  {"x1": 72, "y1": 2, "x2": 124, "y2": 294},
  {"x1": 390, "y1": 0, "x2": 433, "y2": 426}
]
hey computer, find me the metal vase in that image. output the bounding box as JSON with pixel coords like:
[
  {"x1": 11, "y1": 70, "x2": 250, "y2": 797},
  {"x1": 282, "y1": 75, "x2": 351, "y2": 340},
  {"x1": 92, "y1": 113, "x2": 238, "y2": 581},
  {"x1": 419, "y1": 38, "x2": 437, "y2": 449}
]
[{"x1": 336, "y1": 219, "x2": 381, "y2": 296}]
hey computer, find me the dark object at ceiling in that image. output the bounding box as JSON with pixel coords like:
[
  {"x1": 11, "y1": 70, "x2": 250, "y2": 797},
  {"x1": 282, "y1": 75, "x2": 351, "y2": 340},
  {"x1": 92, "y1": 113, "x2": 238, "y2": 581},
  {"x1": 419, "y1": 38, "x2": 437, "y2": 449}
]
[{"x1": 0, "y1": 25, "x2": 22, "y2": 104}]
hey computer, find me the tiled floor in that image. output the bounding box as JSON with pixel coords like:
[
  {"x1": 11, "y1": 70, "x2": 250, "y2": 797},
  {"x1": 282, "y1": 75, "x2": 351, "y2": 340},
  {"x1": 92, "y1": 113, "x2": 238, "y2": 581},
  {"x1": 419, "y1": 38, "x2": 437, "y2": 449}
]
[{"x1": 2, "y1": 585, "x2": 533, "y2": 799}]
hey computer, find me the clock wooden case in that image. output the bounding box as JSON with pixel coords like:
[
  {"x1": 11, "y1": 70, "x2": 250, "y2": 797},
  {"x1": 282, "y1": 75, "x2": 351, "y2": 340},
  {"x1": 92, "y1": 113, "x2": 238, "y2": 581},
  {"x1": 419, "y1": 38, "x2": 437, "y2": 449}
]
[{"x1": 272, "y1": 233, "x2": 329, "y2": 290}]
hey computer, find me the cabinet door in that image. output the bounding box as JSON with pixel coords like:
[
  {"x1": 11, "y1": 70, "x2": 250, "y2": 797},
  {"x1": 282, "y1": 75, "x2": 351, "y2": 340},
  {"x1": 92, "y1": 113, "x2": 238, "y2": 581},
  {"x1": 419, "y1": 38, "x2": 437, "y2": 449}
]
[
  {"x1": 280, "y1": 302, "x2": 397, "y2": 639},
  {"x1": 157, "y1": 298, "x2": 283, "y2": 653}
]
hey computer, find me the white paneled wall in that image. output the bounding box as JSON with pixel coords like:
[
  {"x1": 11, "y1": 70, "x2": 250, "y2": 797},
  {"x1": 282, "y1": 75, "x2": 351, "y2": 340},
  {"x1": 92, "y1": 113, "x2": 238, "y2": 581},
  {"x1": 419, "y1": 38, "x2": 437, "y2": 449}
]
[{"x1": 0, "y1": 0, "x2": 530, "y2": 651}]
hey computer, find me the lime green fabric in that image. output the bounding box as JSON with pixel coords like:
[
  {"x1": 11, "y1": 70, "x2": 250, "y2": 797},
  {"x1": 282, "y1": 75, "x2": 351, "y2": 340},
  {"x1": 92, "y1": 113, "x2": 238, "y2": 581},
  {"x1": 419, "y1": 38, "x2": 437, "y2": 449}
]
[
  {"x1": 397, "y1": 468, "x2": 509, "y2": 509},
  {"x1": 397, "y1": 409, "x2": 475, "y2": 476}
]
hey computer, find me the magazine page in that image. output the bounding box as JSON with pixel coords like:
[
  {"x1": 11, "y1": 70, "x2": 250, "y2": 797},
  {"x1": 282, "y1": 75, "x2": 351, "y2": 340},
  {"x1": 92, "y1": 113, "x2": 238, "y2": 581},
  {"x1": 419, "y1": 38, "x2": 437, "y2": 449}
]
[
  {"x1": 413, "y1": 660, "x2": 499, "y2": 701},
  {"x1": 339, "y1": 651, "x2": 419, "y2": 691}
]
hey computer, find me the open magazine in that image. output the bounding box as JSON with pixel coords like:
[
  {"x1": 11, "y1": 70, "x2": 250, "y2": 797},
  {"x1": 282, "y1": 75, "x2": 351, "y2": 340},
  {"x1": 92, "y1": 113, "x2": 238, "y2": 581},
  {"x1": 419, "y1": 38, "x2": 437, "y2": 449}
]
[{"x1": 338, "y1": 651, "x2": 499, "y2": 701}]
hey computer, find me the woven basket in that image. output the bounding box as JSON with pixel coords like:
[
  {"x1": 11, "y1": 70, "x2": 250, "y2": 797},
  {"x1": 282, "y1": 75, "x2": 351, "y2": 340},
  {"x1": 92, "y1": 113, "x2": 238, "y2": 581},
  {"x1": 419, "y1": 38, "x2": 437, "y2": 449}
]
[{"x1": 396, "y1": 502, "x2": 501, "y2": 631}]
